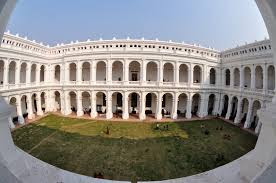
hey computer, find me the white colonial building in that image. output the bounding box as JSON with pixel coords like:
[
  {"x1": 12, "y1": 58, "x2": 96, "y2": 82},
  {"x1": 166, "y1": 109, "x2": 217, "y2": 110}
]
[{"x1": 0, "y1": 32, "x2": 274, "y2": 134}]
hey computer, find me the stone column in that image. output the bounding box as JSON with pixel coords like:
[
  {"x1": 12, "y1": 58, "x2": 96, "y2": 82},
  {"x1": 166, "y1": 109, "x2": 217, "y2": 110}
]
[
  {"x1": 26, "y1": 63, "x2": 31, "y2": 86},
  {"x1": 244, "y1": 98, "x2": 254, "y2": 128},
  {"x1": 139, "y1": 92, "x2": 146, "y2": 120},
  {"x1": 60, "y1": 92, "x2": 65, "y2": 114},
  {"x1": 124, "y1": 59, "x2": 129, "y2": 85},
  {"x1": 230, "y1": 68, "x2": 234, "y2": 88},
  {"x1": 199, "y1": 93, "x2": 207, "y2": 118},
  {"x1": 158, "y1": 61, "x2": 163, "y2": 86},
  {"x1": 122, "y1": 92, "x2": 129, "y2": 120},
  {"x1": 204, "y1": 65, "x2": 209, "y2": 86},
  {"x1": 189, "y1": 64, "x2": 193, "y2": 87},
  {"x1": 213, "y1": 94, "x2": 220, "y2": 115},
  {"x1": 255, "y1": 121, "x2": 262, "y2": 134},
  {"x1": 171, "y1": 92, "x2": 179, "y2": 119},
  {"x1": 76, "y1": 91, "x2": 83, "y2": 117},
  {"x1": 263, "y1": 64, "x2": 268, "y2": 94},
  {"x1": 141, "y1": 60, "x2": 146, "y2": 85},
  {"x1": 225, "y1": 96, "x2": 233, "y2": 120},
  {"x1": 240, "y1": 66, "x2": 244, "y2": 90},
  {"x1": 27, "y1": 94, "x2": 34, "y2": 119},
  {"x1": 3, "y1": 60, "x2": 8, "y2": 87},
  {"x1": 174, "y1": 62, "x2": 179, "y2": 86},
  {"x1": 90, "y1": 91, "x2": 97, "y2": 118},
  {"x1": 36, "y1": 64, "x2": 40, "y2": 85},
  {"x1": 107, "y1": 61, "x2": 112, "y2": 84},
  {"x1": 156, "y1": 92, "x2": 163, "y2": 120},
  {"x1": 186, "y1": 93, "x2": 192, "y2": 119},
  {"x1": 16, "y1": 96, "x2": 24, "y2": 124},
  {"x1": 218, "y1": 95, "x2": 225, "y2": 116},
  {"x1": 15, "y1": 62, "x2": 20, "y2": 86},
  {"x1": 251, "y1": 65, "x2": 256, "y2": 90},
  {"x1": 36, "y1": 93, "x2": 43, "y2": 116},
  {"x1": 234, "y1": 97, "x2": 242, "y2": 124},
  {"x1": 91, "y1": 61, "x2": 96, "y2": 84},
  {"x1": 106, "y1": 91, "x2": 113, "y2": 119},
  {"x1": 64, "y1": 63, "x2": 70, "y2": 84},
  {"x1": 77, "y1": 61, "x2": 82, "y2": 84},
  {"x1": 64, "y1": 91, "x2": 71, "y2": 115}
]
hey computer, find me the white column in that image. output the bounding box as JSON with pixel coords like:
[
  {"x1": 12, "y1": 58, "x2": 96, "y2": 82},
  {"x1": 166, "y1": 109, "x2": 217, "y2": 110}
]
[
  {"x1": 60, "y1": 92, "x2": 65, "y2": 114},
  {"x1": 26, "y1": 63, "x2": 31, "y2": 86},
  {"x1": 199, "y1": 93, "x2": 207, "y2": 118},
  {"x1": 213, "y1": 94, "x2": 220, "y2": 115},
  {"x1": 234, "y1": 97, "x2": 242, "y2": 124},
  {"x1": 225, "y1": 96, "x2": 233, "y2": 120},
  {"x1": 77, "y1": 91, "x2": 83, "y2": 117},
  {"x1": 64, "y1": 91, "x2": 71, "y2": 115},
  {"x1": 244, "y1": 98, "x2": 254, "y2": 128},
  {"x1": 124, "y1": 59, "x2": 129, "y2": 85},
  {"x1": 65, "y1": 63, "x2": 70, "y2": 84},
  {"x1": 91, "y1": 61, "x2": 96, "y2": 84},
  {"x1": 139, "y1": 92, "x2": 146, "y2": 120},
  {"x1": 122, "y1": 92, "x2": 129, "y2": 120},
  {"x1": 171, "y1": 92, "x2": 179, "y2": 119},
  {"x1": 174, "y1": 62, "x2": 179, "y2": 86},
  {"x1": 27, "y1": 94, "x2": 34, "y2": 119},
  {"x1": 36, "y1": 93, "x2": 43, "y2": 116},
  {"x1": 15, "y1": 62, "x2": 20, "y2": 86},
  {"x1": 251, "y1": 65, "x2": 256, "y2": 90},
  {"x1": 255, "y1": 121, "x2": 262, "y2": 134},
  {"x1": 156, "y1": 92, "x2": 163, "y2": 120},
  {"x1": 90, "y1": 91, "x2": 97, "y2": 118},
  {"x1": 263, "y1": 64, "x2": 268, "y2": 94},
  {"x1": 77, "y1": 61, "x2": 82, "y2": 84},
  {"x1": 204, "y1": 65, "x2": 208, "y2": 86},
  {"x1": 240, "y1": 66, "x2": 244, "y2": 90},
  {"x1": 218, "y1": 95, "x2": 225, "y2": 116},
  {"x1": 158, "y1": 61, "x2": 163, "y2": 86},
  {"x1": 141, "y1": 60, "x2": 146, "y2": 85},
  {"x1": 107, "y1": 61, "x2": 112, "y2": 84},
  {"x1": 186, "y1": 93, "x2": 192, "y2": 119},
  {"x1": 230, "y1": 68, "x2": 234, "y2": 88},
  {"x1": 189, "y1": 64, "x2": 193, "y2": 87},
  {"x1": 36, "y1": 64, "x2": 40, "y2": 85},
  {"x1": 16, "y1": 96, "x2": 24, "y2": 124},
  {"x1": 106, "y1": 91, "x2": 113, "y2": 119},
  {"x1": 3, "y1": 59, "x2": 8, "y2": 87}
]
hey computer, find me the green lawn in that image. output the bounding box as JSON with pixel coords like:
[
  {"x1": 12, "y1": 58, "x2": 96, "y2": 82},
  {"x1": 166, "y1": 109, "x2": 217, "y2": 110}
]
[{"x1": 12, "y1": 115, "x2": 257, "y2": 182}]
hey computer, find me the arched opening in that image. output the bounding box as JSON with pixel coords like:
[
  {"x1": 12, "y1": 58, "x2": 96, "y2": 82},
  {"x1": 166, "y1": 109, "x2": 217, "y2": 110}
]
[
  {"x1": 20, "y1": 63, "x2": 27, "y2": 83},
  {"x1": 112, "y1": 61, "x2": 123, "y2": 81},
  {"x1": 230, "y1": 96, "x2": 238, "y2": 121},
  {"x1": 162, "y1": 93, "x2": 173, "y2": 118},
  {"x1": 145, "y1": 93, "x2": 157, "y2": 119},
  {"x1": 221, "y1": 95, "x2": 229, "y2": 117},
  {"x1": 54, "y1": 91, "x2": 61, "y2": 111},
  {"x1": 82, "y1": 92, "x2": 91, "y2": 116},
  {"x1": 96, "y1": 61, "x2": 106, "y2": 81},
  {"x1": 9, "y1": 97, "x2": 17, "y2": 124},
  {"x1": 0, "y1": 60, "x2": 4, "y2": 85},
  {"x1": 179, "y1": 64, "x2": 188, "y2": 83},
  {"x1": 69, "y1": 63, "x2": 77, "y2": 81},
  {"x1": 31, "y1": 64, "x2": 36, "y2": 83},
  {"x1": 225, "y1": 69, "x2": 230, "y2": 86},
  {"x1": 31, "y1": 94, "x2": 37, "y2": 115},
  {"x1": 251, "y1": 100, "x2": 262, "y2": 130},
  {"x1": 8, "y1": 61, "x2": 16, "y2": 84},
  {"x1": 96, "y1": 92, "x2": 106, "y2": 117},
  {"x1": 268, "y1": 65, "x2": 275, "y2": 90},
  {"x1": 234, "y1": 68, "x2": 240, "y2": 87},
  {"x1": 40, "y1": 65, "x2": 45, "y2": 82},
  {"x1": 240, "y1": 98, "x2": 249, "y2": 124},
  {"x1": 177, "y1": 93, "x2": 188, "y2": 118},
  {"x1": 163, "y1": 63, "x2": 174, "y2": 83},
  {"x1": 210, "y1": 68, "x2": 216, "y2": 85},
  {"x1": 21, "y1": 95, "x2": 28, "y2": 119},
  {"x1": 128, "y1": 92, "x2": 140, "y2": 119},
  {"x1": 54, "y1": 65, "x2": 61, "y2": 82},
  {"x1": 112, "y1": 92, "x2": 123, "y2": 118},
  {"x1": 69, "y1": 91, "x2": 77, "y2": 114},
  {"x1": 41, "y1": 92, "x2": 46, "y2": 112},
  {"x1": 129, "y1": 61, "x2": 140, "y2": 82},
  {"x1": 82, "y1": 62, "x2": 90, "y2": 82},
  {"x1": 192, "y1": 93, "x2": 200, "y2": 117},
  {"x1": 146, "y1": 62, "x2": 158, "y2": 82},
  {"x1": 244, "y1": 67, "x2": 251, "y2": 89},
  {"x1": 255, "y1": 66, "x2": 263, "y2": 89},
  {"x1": 208, "y1": 94, "x2": 216, "y2": 115},
  {"x1": 193, "y1": 65, "x2": 202, "y2": 84}
]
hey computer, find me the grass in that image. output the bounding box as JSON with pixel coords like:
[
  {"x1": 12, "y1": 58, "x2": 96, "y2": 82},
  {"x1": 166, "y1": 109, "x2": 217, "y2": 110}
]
[{"x1": 12, "y1": 114, "x2": 257, "y2": 182}]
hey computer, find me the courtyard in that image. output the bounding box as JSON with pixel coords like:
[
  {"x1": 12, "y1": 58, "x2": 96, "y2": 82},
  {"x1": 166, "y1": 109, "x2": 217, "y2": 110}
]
[{"x1": 11, "y1": 115, "x2": 257, "y2": 182}]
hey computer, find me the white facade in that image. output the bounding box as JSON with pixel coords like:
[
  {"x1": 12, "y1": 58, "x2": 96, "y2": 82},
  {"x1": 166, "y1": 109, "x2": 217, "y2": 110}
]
[{"x1": 0, "y1": 33, "x2": 274, "y2": 134}]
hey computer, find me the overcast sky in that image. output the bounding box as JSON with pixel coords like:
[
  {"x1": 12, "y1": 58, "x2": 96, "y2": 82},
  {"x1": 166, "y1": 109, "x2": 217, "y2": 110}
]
[{"x1": 6, "y1": 0, "x2": 268, "y2": 50}]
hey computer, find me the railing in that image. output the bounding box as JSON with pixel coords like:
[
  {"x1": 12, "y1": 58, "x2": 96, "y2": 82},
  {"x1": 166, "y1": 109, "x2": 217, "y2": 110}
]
[
  {"x1": 112, "y1": 81, "x2": 124, "y2": 85},
  {"x1": 146, "y1": 81, "x2": 158, "y2": 86},
  {"x1": 129, "y1": 81, "x2": 140, "y2": 85},
  {"x1": 163, "y1": 82, "x2": 174, "y2": 86}
]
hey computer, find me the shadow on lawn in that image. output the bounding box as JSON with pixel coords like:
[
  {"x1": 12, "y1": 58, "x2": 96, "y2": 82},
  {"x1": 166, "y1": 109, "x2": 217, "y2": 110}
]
[{"x1": 12, "y1": 119, "x2": 257, "y2": 182}]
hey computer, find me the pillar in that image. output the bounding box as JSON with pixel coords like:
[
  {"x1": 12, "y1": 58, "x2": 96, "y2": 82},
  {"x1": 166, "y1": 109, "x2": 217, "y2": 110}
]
[
  {"x1": 213, "y1": 94, "x2": 220, "y2": 115},
  {"x1": 77, "y1": 61, "x2": 82, "y2": 84},
  {"x1": 199, "y1": 93, "x2": 207, "y2": 118},
  {"x1": 15, "y1": 62, "x2": 20, "y2": 86},
  {"x1": 91, "y1": 61, "x2": 96, "y2": 84},
  {"x1": 139, "y1": 92, "x2": 146, "y2": 120},
  {"x1": 36, "y1": 93, "x2": 43, "y2": 116},
  {"x1": 174, "y1": 62, "x2": 179, "y2": 86},
  {"x1": 91, "y1": 91, "x2": 97, "y2": 118},
  {"x1": 64, "y1": 91, "x2": 71, "y2": 115},
  {"x1": 244, "y1": 98, "x2": 254, "y2": 128},
  {"x1": 171, "y1": 93, "x2": 179, "y2": 119},
  {"x1": 107, "y1": 61, "x2": 112, "y2": 84},
  {"x1": 225, "y1": 96, "x2": 233, "y2": 120},
  {"x1": 77, "y1": 91, "x2": 83, "y2": 117},
  {"x1": 60, "y1": 92, "x2": 65, "y2": 114},
  {"x1": 189, "y1": 64, "x2": 193, "y2": 86},
  {"x1": 16, "y1": 96, "x2": 24, "y2": 124},
  {"x1": 141, "y1": 60, "x2": 146, "y2": 85},
  {"x1": 234, "y1": 97, "x2": 242, "y2": 124},
  {"x1": 186, "y1": 93, "x2": 192, "y2": 119},
  {"x1": 36, "y1": 64, "x2": 40, "y2": 85},
  {"x1": 3, "y1": 59, "x2": 8, "y2": 87},
  {"x1": 230, "y1": 68, "x2": 234, "y2": 88},
  {"x1": 156, "y1": 92, "x2": 163, "y2": 120},
  {"x1": 106, "y1": 91, "x2": 113, "y2": 119},
  {"x1": 240, "y1": 66, "x2": 244, "y2": 90},
  {"x1": 122, "y1": 92, "x2": 129, "y2": 120},
  {"x1": 218, "y1": 95, "x2": 225, "y2": 116},
  {"x1": 158, "y1": 61, "x2": 163, "y2": 86},
  {"x1": 263, "y1": 64, "x2": 268, "y2": 94},
  {"x1": 255, "y1": 121, "x2": 262, "y2": 134},
  {"x1": 124, "y1": 59, "x2": 129, "y2": 85},
  {"x1": 251, "y1": 65, "x2": 256, "y2": 90},
  {"x1": 26, "y1": 63, "x2": 31, "y2": 86},
  {"x1": 27, "y1": 94, "x2": 34, "y2": 119},
  {"x1": 64, "y1": 63, "x2": 70, "y2": 84}
]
